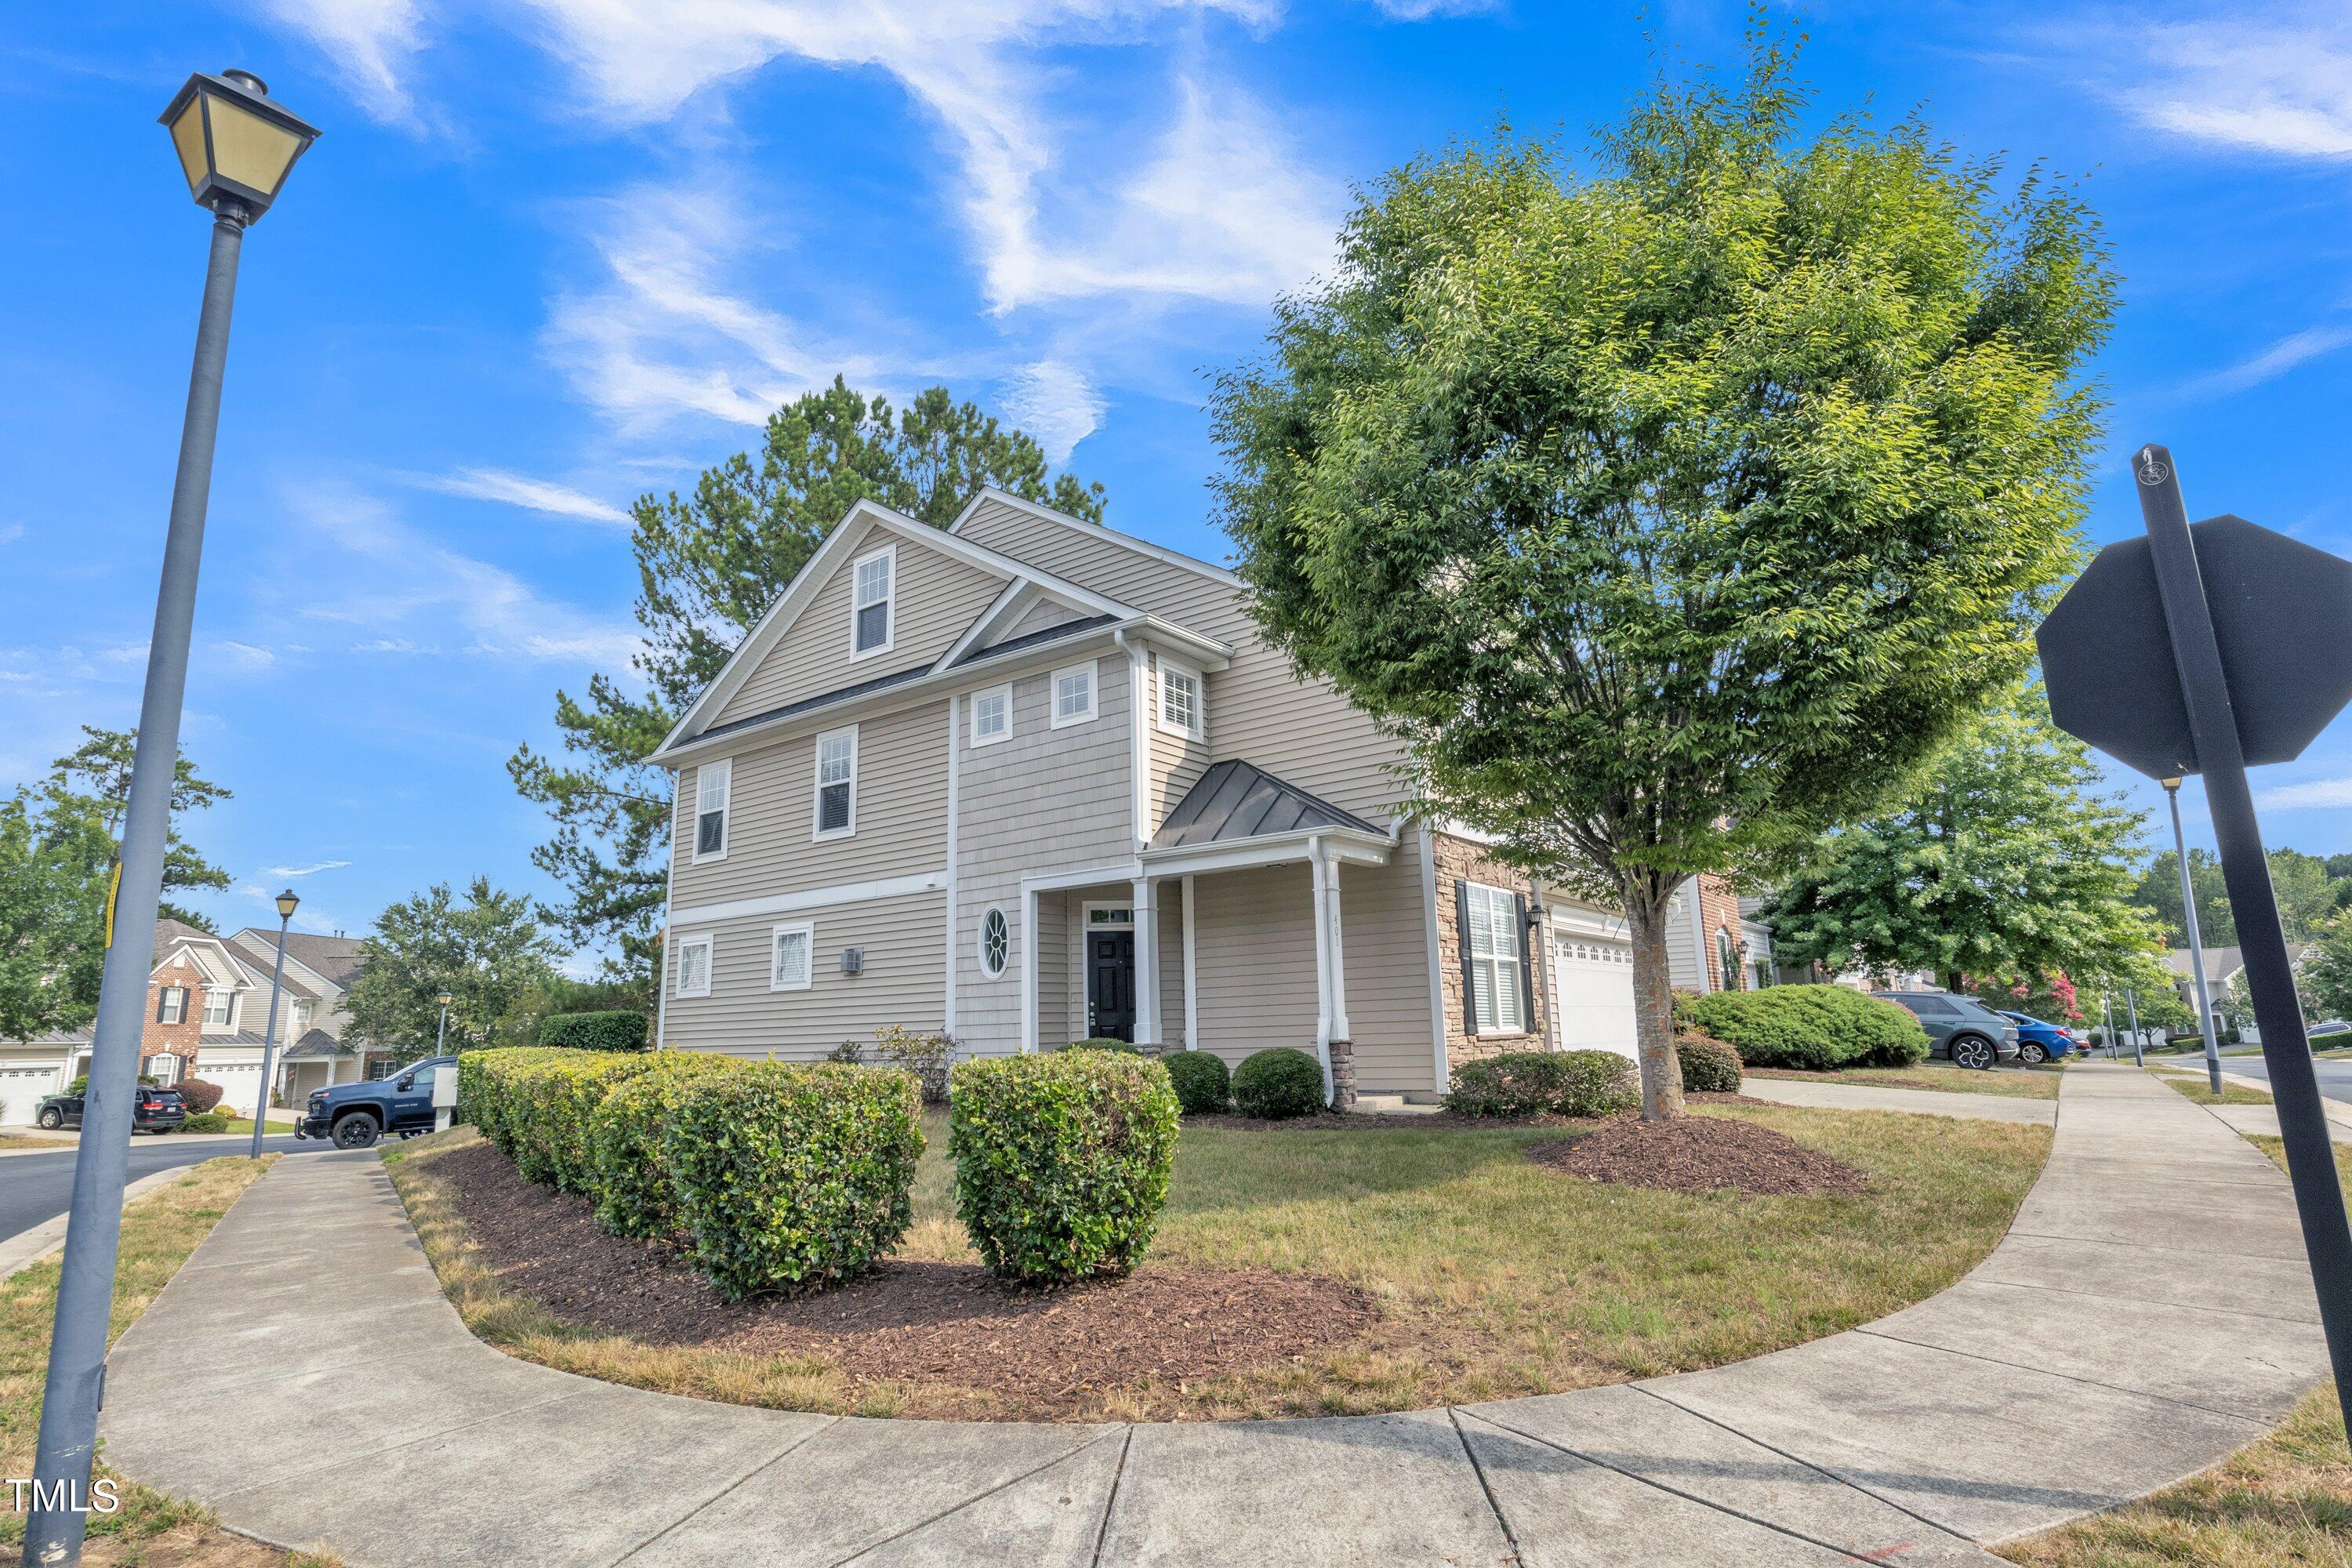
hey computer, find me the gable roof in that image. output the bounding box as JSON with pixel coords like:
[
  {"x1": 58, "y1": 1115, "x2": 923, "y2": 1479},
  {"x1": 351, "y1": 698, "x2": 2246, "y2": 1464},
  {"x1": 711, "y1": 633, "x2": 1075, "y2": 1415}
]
[
  {"x1": 1149, "y1": 759, "x2": 1386, "y2": 850},
  {"x1": 232, "y1": 931, "x2": 367, "y2": 992},
  {"x1": 949, "y1": 488, "x2": 1245, "y2": 590}
]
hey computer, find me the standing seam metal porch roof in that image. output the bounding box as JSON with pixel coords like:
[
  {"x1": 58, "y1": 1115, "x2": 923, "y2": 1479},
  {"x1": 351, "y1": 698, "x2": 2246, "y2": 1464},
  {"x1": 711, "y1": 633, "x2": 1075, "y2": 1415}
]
[{"x1": 1148, "y1": 759, "x2": 1388, "y2": 851}]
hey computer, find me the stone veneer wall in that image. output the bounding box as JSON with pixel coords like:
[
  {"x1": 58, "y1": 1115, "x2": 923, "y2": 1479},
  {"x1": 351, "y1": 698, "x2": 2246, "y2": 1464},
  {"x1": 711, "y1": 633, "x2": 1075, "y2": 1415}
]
[{"x1": 1430, "y1": 833, "x2": 1554, "y2": 1076}]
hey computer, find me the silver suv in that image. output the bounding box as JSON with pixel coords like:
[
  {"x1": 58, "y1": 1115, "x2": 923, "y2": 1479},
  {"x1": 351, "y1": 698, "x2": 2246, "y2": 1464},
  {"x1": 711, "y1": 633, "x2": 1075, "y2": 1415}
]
[{"x1": 1872, "y1": 992, "x2": 2020, "y2": 1070}]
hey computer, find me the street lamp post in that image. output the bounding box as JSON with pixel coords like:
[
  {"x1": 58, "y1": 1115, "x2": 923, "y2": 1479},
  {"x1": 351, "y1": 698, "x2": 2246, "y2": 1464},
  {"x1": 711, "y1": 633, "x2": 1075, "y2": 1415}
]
[
  {"x1": 435, "y1": 989, "x2": 454, "y2": 1055},
  {"x1": 2125, "y1": 987, "x2": 2144, "y2": 1069},
  {"x1": 2165, "y1": 778, "x2": 2227, "y2": 1094},
  {"x1": 21, "y1": 70, "x2": 317, "y2": 1568},
  {"x1": 250, "y1": 888, "x2": 298, "y2": 1158}
]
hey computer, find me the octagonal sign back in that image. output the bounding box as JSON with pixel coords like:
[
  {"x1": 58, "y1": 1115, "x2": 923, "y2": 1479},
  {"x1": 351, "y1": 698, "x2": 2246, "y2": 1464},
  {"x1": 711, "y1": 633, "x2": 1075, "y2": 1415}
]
[{"x1": 2037, "y1": 515, "x2": 2352, "y2": 780}]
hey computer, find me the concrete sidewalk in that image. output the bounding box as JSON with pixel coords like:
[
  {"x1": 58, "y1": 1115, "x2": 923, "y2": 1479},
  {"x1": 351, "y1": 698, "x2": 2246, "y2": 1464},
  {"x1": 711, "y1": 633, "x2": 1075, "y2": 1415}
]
[
  {"x1": 1740, "y1": 1078, "x2": 2057, "y2": 1125},
  {"x1": 98, "y1": 1063, "x2": 2328, "y2": 1567}
]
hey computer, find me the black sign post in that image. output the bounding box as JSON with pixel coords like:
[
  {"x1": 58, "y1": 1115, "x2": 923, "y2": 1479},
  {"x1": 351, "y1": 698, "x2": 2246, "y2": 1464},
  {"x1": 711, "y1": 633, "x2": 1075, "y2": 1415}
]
[{"x1": 2038, "y1": 443, "x2": 2352, "y2": 1416}]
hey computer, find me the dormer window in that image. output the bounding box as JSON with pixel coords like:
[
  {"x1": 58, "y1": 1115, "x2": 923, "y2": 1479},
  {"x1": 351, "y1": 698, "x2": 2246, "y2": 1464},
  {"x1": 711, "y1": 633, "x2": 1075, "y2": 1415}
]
[
  {"x1": 851, "y1": 545, "x2": 895, "y2": 657},
  {"x1": 694, "y1": 757, "x2": 731, "y2": 862}
]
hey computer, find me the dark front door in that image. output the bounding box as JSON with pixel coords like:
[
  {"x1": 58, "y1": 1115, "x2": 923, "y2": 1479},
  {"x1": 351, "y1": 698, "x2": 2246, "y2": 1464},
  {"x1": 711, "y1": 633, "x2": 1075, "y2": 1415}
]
[{"x1": 1087, "y1": 931, "x2": 1136, "y2": 1042}]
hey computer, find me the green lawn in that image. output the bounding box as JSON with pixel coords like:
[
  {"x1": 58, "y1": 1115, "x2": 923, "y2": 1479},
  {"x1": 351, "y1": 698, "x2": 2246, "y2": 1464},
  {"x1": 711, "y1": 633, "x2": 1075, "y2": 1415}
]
[
  {"x1": 0, "y1": 1156, "x2": 341, "y2": 1567},
  {"x1": 394, "y1": 1103, "x2": 2050, "y2": 1422},
  {"x1": 216, "y1": 1111, "x2": 302, "y2": 1134},
  {"x1": 2151, "y1": 1071, "x2": 2274, "y2": 1106},
  {"x1": 1744, "y1": 1064, "x2": 2063, "y2": 1100}
]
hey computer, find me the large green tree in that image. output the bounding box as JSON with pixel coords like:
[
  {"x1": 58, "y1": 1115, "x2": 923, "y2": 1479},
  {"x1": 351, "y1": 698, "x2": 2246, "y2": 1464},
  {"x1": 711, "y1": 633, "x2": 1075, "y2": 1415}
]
[
  {"x1": 1210, "y1": 30, "x2": 2115, "y2": 1118},
  {"x1": 1763, "y1": 685, "x2": 2161, "y2": 994},
  {"x1": 0, "y1": 728, "x2": 231, "y2": 1039},
  {"x1": 2129, "y1": 844, "x2": 2336, "y2": 947},
  {"x1": 342, "y1": 877, "x2": 561, "y2": 1062},
  {"x1": 510, "y1": 378, "x2": 1105, "y2": 982}
]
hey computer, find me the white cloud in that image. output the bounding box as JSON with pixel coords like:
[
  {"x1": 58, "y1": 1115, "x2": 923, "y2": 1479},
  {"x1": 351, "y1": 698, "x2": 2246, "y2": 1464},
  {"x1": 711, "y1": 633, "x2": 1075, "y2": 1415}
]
[
  {"x1": 350, "y1": 637, "x2": 435, "y2": 655},
  {"x1": 1000, "y1": 358, "x2": 1106, "y2": 462},
  {"x1": 213, "y1": 640, "x2": 278, "y2": 671},
  {"x1": 1364, "y1": 0, "x2": 1496, "y2": 17},
  {"x1": 414, "y1": 467, "x2": 633, "y2": 525},
  {"x1": 2256, "y1": 777, "x2": 2352, "y2": 808},
  {"x1": 264, "y1": 860, "x2": 354, "y2": 878},
  {"x1": 2186, "y1": 322, "x2": 2352, "y2": 398},
  {"x1": 0, "y1": 523, "x2": 23, "y2": 545},
  {"x1": 2109, "y1": 9, "x2": 2352, "y2": 158},
  {"x1": 257, "y1": 0, "x2": 427, "y2": 123}
]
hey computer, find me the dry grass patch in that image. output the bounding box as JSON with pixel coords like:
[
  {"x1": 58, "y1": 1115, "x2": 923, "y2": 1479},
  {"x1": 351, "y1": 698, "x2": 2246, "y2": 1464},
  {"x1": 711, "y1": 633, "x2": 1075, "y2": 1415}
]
[
  {"x1": 1746, "y1": 1064, "x2": 2063, "y2": 1099},
  {"x1": 2151, "y1": 1071, "x2": 2274, "y2": 1106},
  {"x1": 0, "y1": 1155, "x2": 344, "y2": 1567},
  {"x1": 392, "y1": 1105, "x2": 2046, "y2": 1421}
]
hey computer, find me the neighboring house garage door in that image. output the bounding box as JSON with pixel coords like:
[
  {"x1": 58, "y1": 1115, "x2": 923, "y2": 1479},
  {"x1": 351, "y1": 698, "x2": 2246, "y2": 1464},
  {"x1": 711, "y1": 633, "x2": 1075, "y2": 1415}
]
[
  {"x1": 203, "y1": 1062, "x2": 263, "y2": 1119},
  {"x1": 1, "y1": 1065, "x2": 60, "y2": 1127},
  {"x1": 1551, "y1": 931, "x2": 1639, "y2": 1058}
]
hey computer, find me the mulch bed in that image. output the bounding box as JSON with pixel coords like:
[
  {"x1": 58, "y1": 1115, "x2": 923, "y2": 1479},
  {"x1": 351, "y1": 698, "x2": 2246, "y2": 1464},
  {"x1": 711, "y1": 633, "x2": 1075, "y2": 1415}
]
[
  {"x1": 1527, "y1": 1114, "x2": 1867, "y2": 1197},
  {"x1": 1185, "y1": 1091, "x2": 1762, "y2": 1132},
  {"x1": 426, "y1": 1140, "x2": 1375, "y2": 1418}
]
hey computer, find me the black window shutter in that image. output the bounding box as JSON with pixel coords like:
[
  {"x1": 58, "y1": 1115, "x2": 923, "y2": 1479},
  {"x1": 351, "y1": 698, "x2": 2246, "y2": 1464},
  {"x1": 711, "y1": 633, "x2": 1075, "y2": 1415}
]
[
  {"x1": 1454, "y1": 880, "x2": 1477, "y2": 1034},
  {"x1": 1514, "y1": 891, "x2": 1537, "y2": 1034},
  {"x1": 156, "y1": 989, "x2": 168, "y2": 1024}
]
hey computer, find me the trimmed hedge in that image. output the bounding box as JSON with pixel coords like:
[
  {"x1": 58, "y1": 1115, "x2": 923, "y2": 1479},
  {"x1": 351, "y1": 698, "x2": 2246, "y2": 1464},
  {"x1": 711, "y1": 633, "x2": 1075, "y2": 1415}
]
[
  {"x1": 1232, "y1": 1047, "x2": 1324, "y2": 1119},
  {"x1": 178, "y1": 1111, "x2": 229, "y2": 1134},
  {"x1": 540, "y1": 1010, "x2": 649, "y2": 1052},
  {"x1": 458, "y1": 1047, "x2": 588, "y2": 1163},
  {"x1": 1059, "y1": 1037, "x2": 1142, "y2": 1054},
  {"x1": 589, "y1": 1053, "x2": 746, "y2": 1238},
  {"x1": 1445, "y1": 1050, "x2": 1637, "y2": 1118},
  {"x1": 1161, "y1": 1049, "x2": 1230, "y2": 1115},
  {"x1": 505, "y1": 1051, "x2": 662, "y2": 1192},
  {"x1": 666, "y1": 1063, "x2": 925, "y2": 1298},
  {"x1": 175, "y1": 1076, "x2": 224, "y2": 1114},
  {"x1": 1676, "y1": 1033, "x2": 1743, "y2": 1094},
  {"x1": 1676, "y1": 985, "x2": 1929, "y2": 1070},
  {"x1": 950, "y1": 1051, "x2": 1179, "y2": 1283}
]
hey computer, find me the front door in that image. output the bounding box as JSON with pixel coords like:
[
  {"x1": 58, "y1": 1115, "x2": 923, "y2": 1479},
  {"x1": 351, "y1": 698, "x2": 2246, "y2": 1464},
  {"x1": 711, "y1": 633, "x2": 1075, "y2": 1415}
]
[{"x1": 1087, "y1": 931, "x2": 1136, "y2": 1042}]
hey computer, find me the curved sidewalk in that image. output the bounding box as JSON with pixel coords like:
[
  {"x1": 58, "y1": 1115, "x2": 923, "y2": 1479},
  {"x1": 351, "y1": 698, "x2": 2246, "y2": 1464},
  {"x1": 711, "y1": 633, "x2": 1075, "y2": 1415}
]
[{"x1": 99, "y1": 1062, "x2": 2328, "y2": 1567}]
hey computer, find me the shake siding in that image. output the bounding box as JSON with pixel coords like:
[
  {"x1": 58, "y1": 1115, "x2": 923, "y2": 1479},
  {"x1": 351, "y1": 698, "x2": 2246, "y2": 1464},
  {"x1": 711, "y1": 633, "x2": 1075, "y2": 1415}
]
[
  {"x1": 713, "y1": 521, "x2": 1007, "y2": 728},
  {"x1": 661, "y1": 892, "x2": 945, "y2": 1057},
  {"x1": 952, "y1": 654, "x2": 1134, "y2": 1055},
  {"x1": 672, "y1": 700, "x2": 948, "y2": 911}
]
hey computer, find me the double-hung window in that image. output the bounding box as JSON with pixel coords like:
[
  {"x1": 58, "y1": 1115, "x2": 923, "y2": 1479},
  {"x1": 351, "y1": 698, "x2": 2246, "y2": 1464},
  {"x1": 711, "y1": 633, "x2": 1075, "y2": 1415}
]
[
  {"x1": 814, "y1": 726, "x2": 857, "y2": 838},
  {"x1": 675, "y1": 933, "x2": 713, "y2": 998},
  {"x1": 694, "y1": 757, "x2": 731, "y2": 861},
  {"x1": 851, "y1": 545, "x2": 895, "y2": 657},
  {"x1": 201, "y1": 989, "x2": 235, "y2": 1028},
  {"x1": 157, "y1": 986, "x2": 187, "y2": 1025},
  {"x1": 769, "y1": 922, "x2": 813, "y2": 992},
  {"x1": 1156, "y1": 659, "x2": 1203, "y2": 739},
  {"x1": 1051, "y1": 661, "x2": 1097, "y2": 728},
  {"x1": 971, "y1": 684, "x2": 1012, "y2": 747},
  {"x1": 291, "y1": 998, "x2": 314, "y2": 1033},
  {"x1": 1459, "y1": 881, "x2": 1526, "y2": 1035}
]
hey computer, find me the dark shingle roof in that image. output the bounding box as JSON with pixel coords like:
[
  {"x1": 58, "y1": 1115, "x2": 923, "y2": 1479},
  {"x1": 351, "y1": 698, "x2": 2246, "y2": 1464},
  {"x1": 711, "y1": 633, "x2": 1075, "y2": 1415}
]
[
  {"x1": 234, "y1": 931, "x2": 368, "y2": 990},
  {"x1": 949, "y1": 614, "x2": 1116, "y2": 667},
  {"x1": 1149, "y1": 760, "x2": 1386, "y2": 851},
  {"x1": 695, "y1": 662, "x2": 935, "y2": 742}
]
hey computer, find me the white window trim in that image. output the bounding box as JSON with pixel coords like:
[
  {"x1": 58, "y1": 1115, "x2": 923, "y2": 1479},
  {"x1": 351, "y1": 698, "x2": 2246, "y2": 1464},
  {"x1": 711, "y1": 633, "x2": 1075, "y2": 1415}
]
[
  {"x1": 978, "y1": 906, "x2": 1010, "y2": 978},
  {"x1": 1155, "y1": 658, "x2": 1204, "y2": 740},
  {"x1": 1082, "y1": 901, "x2": 1135, "y2": 927},
  {"x1": 692, "y1": 757, "x2": 731, "y2": 864},
  {"x1": 970, "y1": 682, "x2": 1014, "y2": 748},
  {"x1": 848, "y1": 543, "x2": 896, "y2": 662},
  {"x1": 1049, "y1": 660, "x2": 1098, "y2": 728},
  {"x1": 769, "y1": 920, "x2": 815, "y2": 993},
  {"x1": 201, "y1": 989, "x2": 235, "y2": 1029},
  {"x1": 812, "y1": 724, "x2": 858, "y2": 840},
  {"x1": 1463, "y1": 880, "x2": 1526, "y2": 1036},
  {"x1": 158, "y1": 987, "x2": 186, "y2": 1025},
  {"x1": 675, "y1": 933, "x2": 714, "y2": 999}
]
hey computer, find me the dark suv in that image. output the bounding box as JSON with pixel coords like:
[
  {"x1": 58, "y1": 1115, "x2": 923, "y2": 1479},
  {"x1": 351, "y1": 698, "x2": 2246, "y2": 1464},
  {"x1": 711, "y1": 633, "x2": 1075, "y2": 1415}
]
[
  {"x1": 299, "y1": 1057, "x2": 455, "y2": 1149},
  {"x1": 37, "y1": 1085, "x2": 187, "y2": 1133},
  {"x1": 1873, "y1": 992, "x2": 2021, "y2": 1070}
]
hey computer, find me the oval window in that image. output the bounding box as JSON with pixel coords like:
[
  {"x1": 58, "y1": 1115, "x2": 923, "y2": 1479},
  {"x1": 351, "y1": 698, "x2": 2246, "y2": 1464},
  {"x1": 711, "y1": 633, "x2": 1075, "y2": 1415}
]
[{"x1": 979, "y1": 907, "x2": 1010, "y2": 978}]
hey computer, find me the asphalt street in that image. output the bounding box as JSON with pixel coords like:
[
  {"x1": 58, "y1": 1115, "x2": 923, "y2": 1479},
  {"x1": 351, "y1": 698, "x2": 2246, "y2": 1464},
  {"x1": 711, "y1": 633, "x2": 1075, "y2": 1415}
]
[
  {"x1": 2204, "y1": 1049, "x2": 2352, "y2": 1108},
  {"x1": 0, "y1": 1135, "x2": 321, "y2": 1246}
]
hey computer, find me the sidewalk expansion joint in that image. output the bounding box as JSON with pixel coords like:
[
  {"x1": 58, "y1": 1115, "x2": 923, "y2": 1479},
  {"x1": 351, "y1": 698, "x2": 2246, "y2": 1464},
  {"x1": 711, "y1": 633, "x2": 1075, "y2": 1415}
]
[
  {"x1": 1446, "y1": 1407, "x2": 1525, "y2": 1566},
  {"x1": 1958, "y1": 1274, "x2": 2323, "y2": 1327},
  {"x1": 1086, "y1": 1425, "x2": 1135, "y2": 1568},
  {"x1": 1846, "y1": 1328, "x2": 2270, "y2": 1429},
  {"x1": 815, "y1": 1427, "x2": 1120, "y2": 1568},
  {"x1": 607, "y1": 1415, "x2": 841, "y2": 1567},
  {"x1": 211, "y1": 1387, "x2": 593, "y2": 1503}
]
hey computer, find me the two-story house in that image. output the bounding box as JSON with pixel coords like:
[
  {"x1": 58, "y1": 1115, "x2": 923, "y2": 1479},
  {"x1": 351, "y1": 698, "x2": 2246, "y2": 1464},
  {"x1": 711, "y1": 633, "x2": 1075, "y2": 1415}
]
[{"x1": 648, "y1": 489, "x2": 1766, "y2": 1105}]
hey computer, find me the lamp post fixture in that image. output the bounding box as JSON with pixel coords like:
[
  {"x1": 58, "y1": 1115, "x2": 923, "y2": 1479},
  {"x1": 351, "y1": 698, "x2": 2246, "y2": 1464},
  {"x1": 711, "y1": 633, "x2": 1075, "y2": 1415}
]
[
  {"x1": 22, "y1": 70, "x2": 318, "y2": 1568},
  {"x1": 435, "y1": 989, "x2": 454, "y2": 1056},
  {"x1": 250, "y1": 888, "x2": 299, "y2": 1158},
  {"x1": 2164, "y1": 778, "x2": 2226, "y2": 1094}
]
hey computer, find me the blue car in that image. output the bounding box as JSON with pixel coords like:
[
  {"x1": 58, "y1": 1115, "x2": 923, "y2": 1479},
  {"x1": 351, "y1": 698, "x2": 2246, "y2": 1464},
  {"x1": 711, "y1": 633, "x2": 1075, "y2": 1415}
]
[{"x1": 1998, "y1": 1011, "x2": 2074, "y2": 1065}]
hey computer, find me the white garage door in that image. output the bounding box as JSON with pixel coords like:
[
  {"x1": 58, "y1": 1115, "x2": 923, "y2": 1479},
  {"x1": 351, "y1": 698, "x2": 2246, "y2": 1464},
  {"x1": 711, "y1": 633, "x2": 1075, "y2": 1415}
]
[
  {"x1": 0, "y1": 1065, "x2": 60, "y2": 1126},
  {"x1": 1552, "y1": 932, "x2": 1639, "y2": 1058},
  {"x1": 205, "y1": 1063, "x2": 262, "y2": 1119}
]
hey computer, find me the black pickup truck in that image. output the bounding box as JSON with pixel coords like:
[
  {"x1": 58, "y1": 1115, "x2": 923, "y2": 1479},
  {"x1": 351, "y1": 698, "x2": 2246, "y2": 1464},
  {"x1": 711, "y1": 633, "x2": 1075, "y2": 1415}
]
[{"x1": 299, "y1": 1057, "x2": 456, "y2": 1149}]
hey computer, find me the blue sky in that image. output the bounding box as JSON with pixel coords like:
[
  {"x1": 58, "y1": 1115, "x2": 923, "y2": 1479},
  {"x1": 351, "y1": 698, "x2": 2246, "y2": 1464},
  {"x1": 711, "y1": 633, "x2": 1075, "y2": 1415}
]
[{"x1": 4, "y1": 1, "x2": 2350, "y2": 959}]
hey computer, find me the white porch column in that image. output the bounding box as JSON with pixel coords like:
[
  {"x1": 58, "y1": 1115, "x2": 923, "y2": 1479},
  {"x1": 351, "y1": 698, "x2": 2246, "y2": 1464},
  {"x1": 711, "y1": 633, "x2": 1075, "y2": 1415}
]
[
  {"x1": 1131, "y1": 875, "x2": 1160, "y2": 1047},
  {"x1": 1181, "y1": 873, "x2": 1200, "y2": 1051},
  {"x1": 1325, "y1": 855, "x2": 1352, "y2": 1044},
  {"x1": 1019, "y1": 884, "x2": 1039, "y2": 1053},
  {"x1": 1308, "y1": 837, "x2": 1334, "y2": 1096}
]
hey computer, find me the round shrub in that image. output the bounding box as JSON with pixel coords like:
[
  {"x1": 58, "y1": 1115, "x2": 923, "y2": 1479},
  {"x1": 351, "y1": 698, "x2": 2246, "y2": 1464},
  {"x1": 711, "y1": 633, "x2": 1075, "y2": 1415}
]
[
  {"x1": 1445, "y1": 1050, "x2": 1637, "y2": 1118},
  {"x1": 1232, "y1": 1047, "x2": 1326, "y2": 1119},
  {"x1": 949, "y1": 1051, "x2": 1179, "y2": 1283},
  {"x1": 1161, "y1": 1050, "x2": 1230, "y2": 1115},
  {"x1": 540, "y1": 1010, "x2": 649, "y2": 1052},
  {"x1": 666, "y1": 1063, "x2": 925, "y2": 1298},
  {"x1": 589, "y1": 1053, "x2": 746, "y2": 1237},
  {"x1": 1676, "y1": 1033, "x2": 1743, "y2": 1094},
  {"x1": 175, "y1": 1076, "x2": 224, "y2": 1114},
  {"x1": 177, "y1": 1111, "x2": 229, "y2": 1134},
  {"x1": 1677, "y1": 985, "x2": 1928, "y2": 1070}
]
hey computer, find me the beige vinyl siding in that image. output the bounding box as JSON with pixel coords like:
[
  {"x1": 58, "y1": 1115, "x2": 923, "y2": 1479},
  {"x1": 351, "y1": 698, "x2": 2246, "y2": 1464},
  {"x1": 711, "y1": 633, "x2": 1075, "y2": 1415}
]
[
  {"x1": 957, "y1": 499, "x2": 1406, "y2": 823},
  {"x1": 1158, "y1": 878, "x2": 1185, "y2": 1046},
  {"x1": 1145, "y1": 650, "x2": 1210, "y2": 837},
  {"x1": 1332, "y1": 851, "x2": 1440, "y2": 1093},
  {"x1": 672, "y1": 699, "x2": 948, "y2": 911},
  {"x1": 1003, "y1": 596, "x2": 1087, "y2": 640},
  {"x1": 1190, "y1": 864, "x2": 1320, "y2": 1069},
  {"x1": 662, "y1": 891, "x2": 945, "y2": 1057},
  {"x1": 950, "y1": 655, "x2": 1135, "y2": 1054},
  {"x1": 713, "y1": 521, "x2": 1007, "y2": 728}
]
